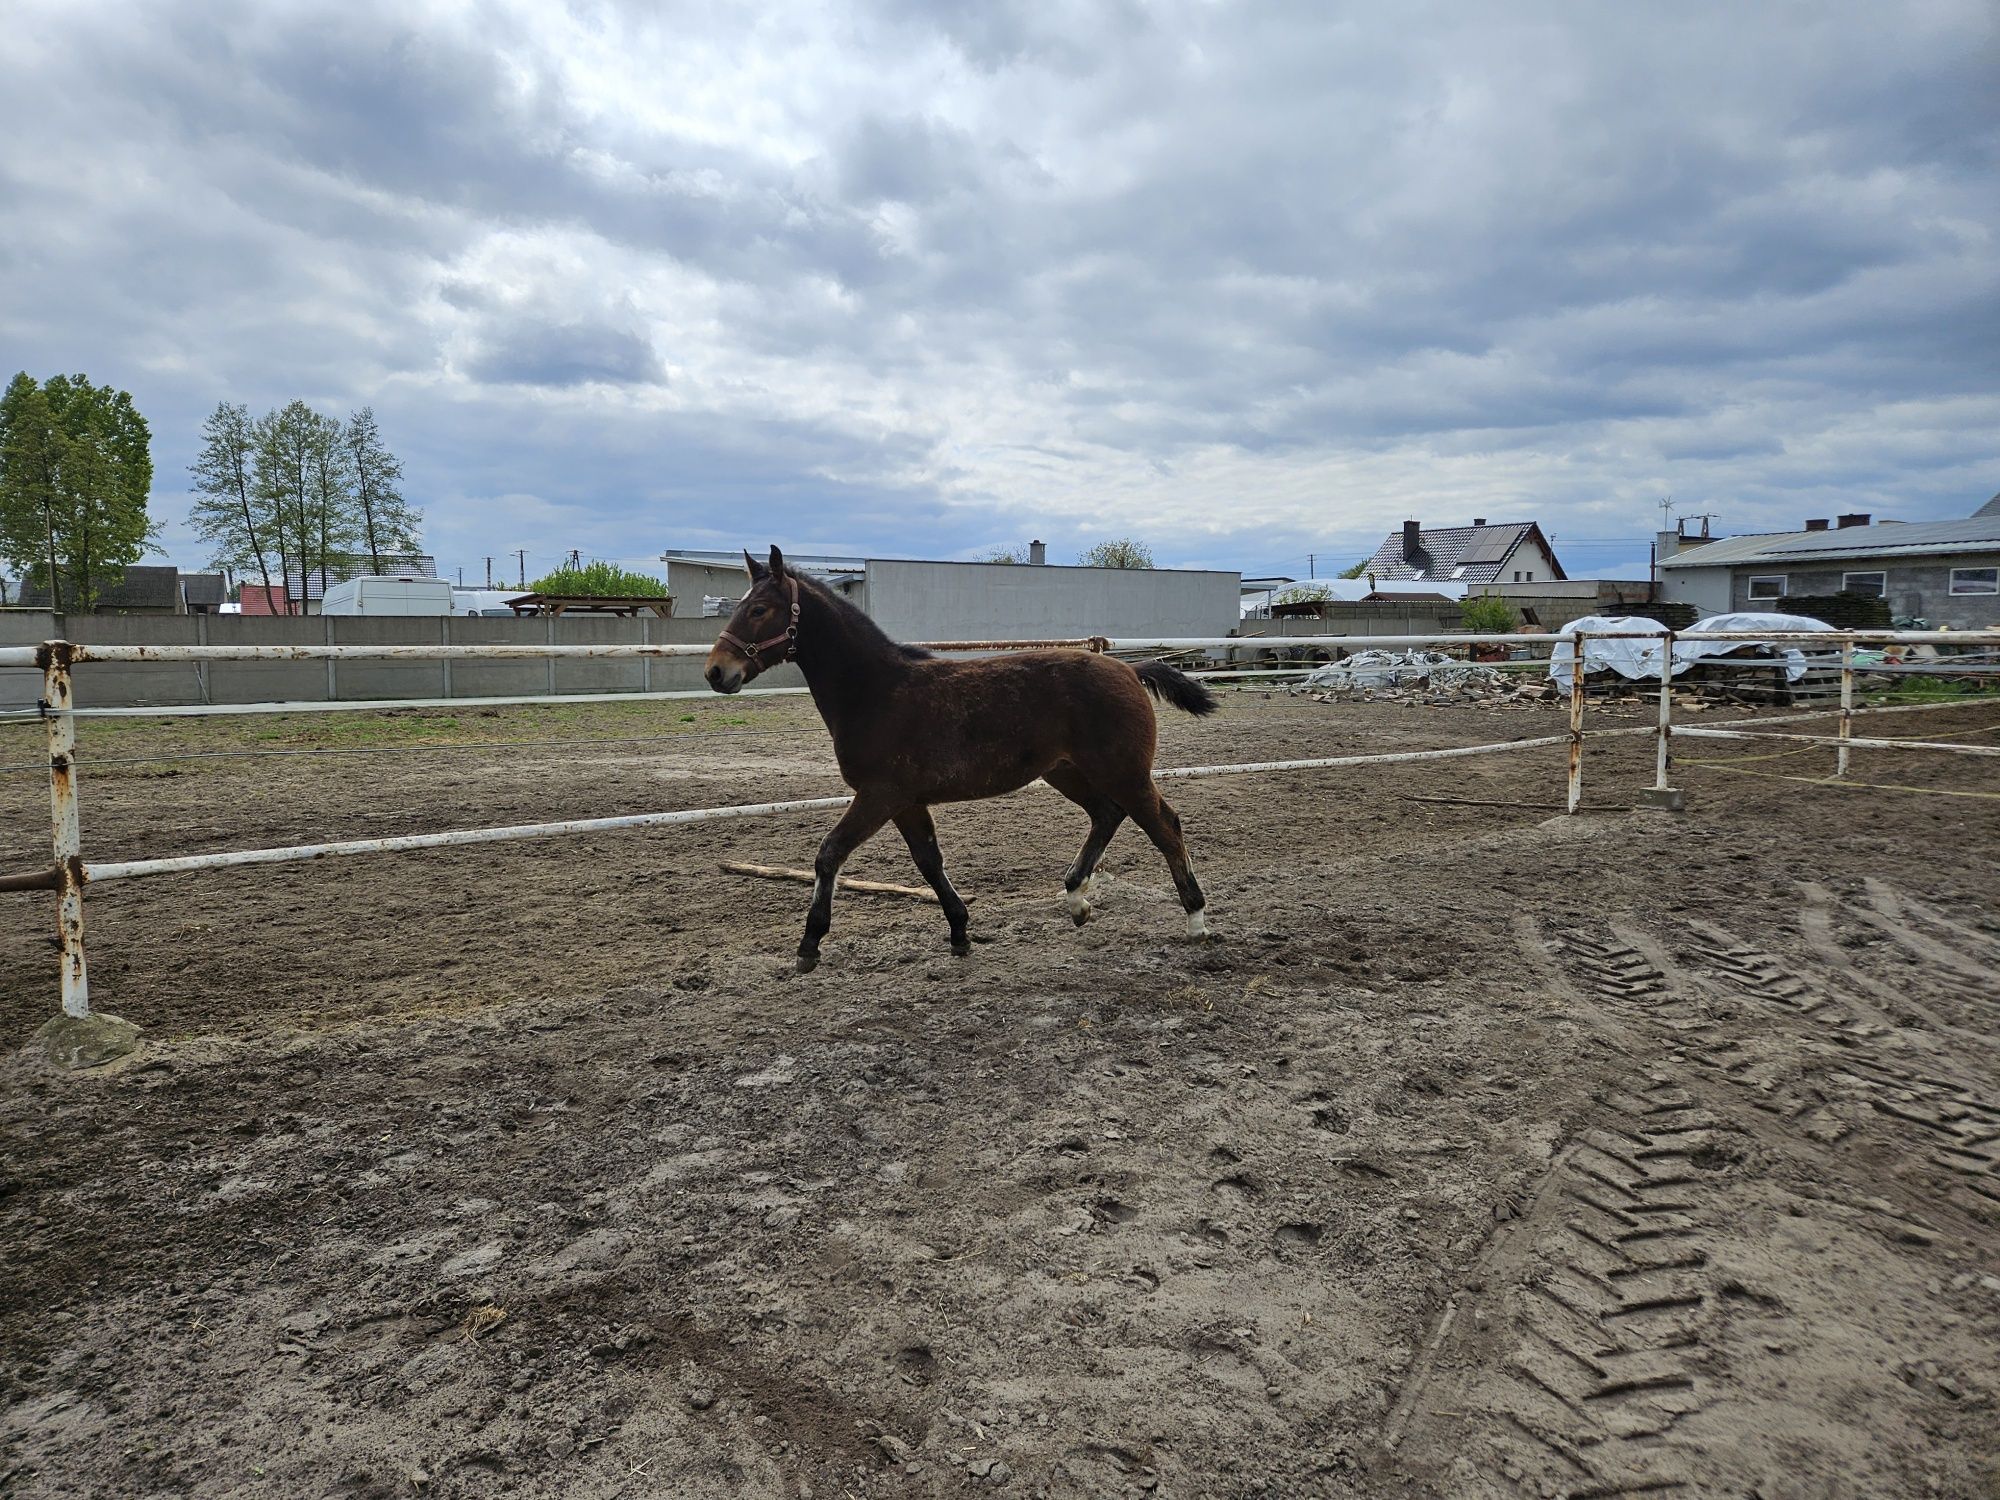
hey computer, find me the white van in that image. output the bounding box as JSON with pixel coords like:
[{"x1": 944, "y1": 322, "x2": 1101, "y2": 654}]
[
  {"x1": 320, "y1": 576, "x2": 456, "y2": 616},
  {"x1": 450, "y1": 588, "x2": 527, "y2": 617}
]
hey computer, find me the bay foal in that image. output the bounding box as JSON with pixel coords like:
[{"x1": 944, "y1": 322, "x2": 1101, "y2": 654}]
[{"x1": 705, "y1": 547, "x2": 1219, "y2": 971}]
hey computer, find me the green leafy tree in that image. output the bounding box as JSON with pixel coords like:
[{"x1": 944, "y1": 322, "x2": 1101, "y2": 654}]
[
  {"x1": 1274, "y1": 583, "x2": 1335, "y2": 605},
  {"x1": 304, "y1": 409, "x2": 358, "y2": 601},
  {"x1": 252, "y1": 400, "x2": 362, "y2": 611},
  {"x1": 252, "y1": 401, "x2": 312, "y2": 611},
  {"x1": 528, "y1": 560, "x2": 669, "y2": 596},
  {"x1": 188, "y1": 401, "x2": 277, "y2": 601},
  {"x1": 1460, "y1": 594, "x2": 1517, "y2": 634},
  {"x1": 1337, "y1": 558, "x2": 1369, "y2": 579},
  {"x1": 985, "y1": 546, "x2": 1028, "y2": 563},
  {"x1": 1079, "y1": 538, "x2": 1153, "y2": 569},
  {"x1": 0, "y1": 372, "x2": 157, "y2": 612},
  {"x1": 344, "y1": 407, "x2": 419, "y2": 574}
]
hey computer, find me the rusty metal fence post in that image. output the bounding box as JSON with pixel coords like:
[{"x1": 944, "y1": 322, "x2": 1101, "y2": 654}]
[
  {"x1": 1837, "y1": 638, "x2": 1855, "y2": 778},
  {"x1": 1567, "y1": 631, "x2": 1586, "y2": 813},
  {"x1": 42, "y1": 644, "x2": 90, "y2": 1019}
]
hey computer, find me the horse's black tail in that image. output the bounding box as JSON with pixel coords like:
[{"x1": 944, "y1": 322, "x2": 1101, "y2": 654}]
[{"x1": 1134, "y1": 662, "x2": 1220, "y2": 717}]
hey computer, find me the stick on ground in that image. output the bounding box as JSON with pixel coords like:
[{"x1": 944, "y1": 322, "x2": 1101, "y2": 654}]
[
  {"x1": 1401, "y1": 794, "x2": 1632, "y2": 812},
  {"x1": 719, "y1": 861, "x2": 967, "y2": 904}
]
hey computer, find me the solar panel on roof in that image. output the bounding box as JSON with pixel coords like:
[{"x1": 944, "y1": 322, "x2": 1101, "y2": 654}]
[{"x1": 1455, "y1": 527, "x2": 1522, "y2": 565}]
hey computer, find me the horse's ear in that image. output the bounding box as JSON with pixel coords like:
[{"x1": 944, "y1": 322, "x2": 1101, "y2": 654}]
[
  {"x1": 743, "y1": 549, "x2": 768, "y2": 582},
  {"x1": 768, "y1": 545, "x2": 788, "y2": 581}
]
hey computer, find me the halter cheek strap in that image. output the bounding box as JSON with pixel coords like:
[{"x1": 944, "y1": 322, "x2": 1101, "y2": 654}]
[{"x1": 718, "y1": 576, "x2": 800, "y2": 666}]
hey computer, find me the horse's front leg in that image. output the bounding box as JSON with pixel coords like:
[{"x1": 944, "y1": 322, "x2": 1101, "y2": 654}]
[
  {"x1": 798, "y1": 796, "x2": 895, "y2": 973},
  {"x1": 894, "y1": 805, "x2": 971, "y2": 957}
]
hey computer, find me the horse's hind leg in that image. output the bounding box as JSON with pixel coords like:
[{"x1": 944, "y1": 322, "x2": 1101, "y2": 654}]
[
  {"x1": 1123, "y1": 781, "x2": 1209, "y2": 938},
  {"x1": 1043, "y1": 762, "x2": 1126, "y2": 925},
  {"x1": 894, "y1": 805, "x2": 971, "y2": 957},
  {"x1": 798, "y1": 795, "x2": 894, "y2": 973}
]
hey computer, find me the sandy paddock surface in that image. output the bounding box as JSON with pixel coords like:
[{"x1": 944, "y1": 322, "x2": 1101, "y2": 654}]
[{"x1": 2, "y1": 689, "x2": 1998, "y2": 1500}]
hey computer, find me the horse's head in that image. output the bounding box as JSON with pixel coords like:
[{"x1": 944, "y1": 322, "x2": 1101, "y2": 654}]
[{"x1": 705, "y1": 546, "x2": 800, "y2": 694}]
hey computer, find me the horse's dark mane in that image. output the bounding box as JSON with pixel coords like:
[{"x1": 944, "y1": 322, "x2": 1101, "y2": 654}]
[{"x1": 792, "y1": 572, "x2": 933, "y2": 660}]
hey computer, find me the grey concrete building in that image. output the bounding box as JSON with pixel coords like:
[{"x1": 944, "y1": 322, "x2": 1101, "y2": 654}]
[
  {"x1": 1658, "y1": 500, "x2": 2000, "y2": 628},
  {"x1": 662, "y1": 547, "x2": 1240, "y2": 640},
  {"x1": 660, "y1": 550, "x2": 865, "y2": 617}
]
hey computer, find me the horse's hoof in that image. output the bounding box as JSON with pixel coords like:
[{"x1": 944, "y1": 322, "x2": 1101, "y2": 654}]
[
  {"x1": 950, "y1": 939, "x2": 971, "y2": 958},
  {"x1": 795, "y1": 953, "x2": 820, "y2": 975},
  {"x1": 1069, "y1": 908, "x2": 1094, "y2": 928}
]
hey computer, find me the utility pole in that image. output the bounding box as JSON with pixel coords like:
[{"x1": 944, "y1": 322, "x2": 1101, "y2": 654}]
[
  {"x1": 515, "y1": 550, "x2": 528, "y2": 587},
  {"x1": 456, "y1": 566, "x2": 463, "y2": 587},
  {"x1": 1308, "y1": 553, "x2": 1316, "y2": 579},
  {"x1": 565, "y1": 548, "x2": 581, "y2": 571},
  {"x1": 484, "y1": 556, "x2": 493, "y2": 588}
]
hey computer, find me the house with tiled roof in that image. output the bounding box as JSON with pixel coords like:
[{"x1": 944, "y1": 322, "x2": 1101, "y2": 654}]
[
  {"x1": 1361, "y1": 519, "x2": 1566, "y2": 584},
  {"x1": 19, "y1": 565, "x2": 189, "y2": 614}
]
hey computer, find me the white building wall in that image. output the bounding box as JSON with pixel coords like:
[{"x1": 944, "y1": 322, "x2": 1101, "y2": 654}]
[
  {"x1": 862, "y1": 560, "x2": 1240, "y2": 641},
  {"x1": 1660, "y1": 567, "x2": 1738, "y2": 618}
]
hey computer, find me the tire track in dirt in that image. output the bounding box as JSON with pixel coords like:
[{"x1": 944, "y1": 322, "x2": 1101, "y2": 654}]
[
  {"x1": 1383, "y1": 1075, "x2": 1717, "y2": 1497},
  {"x1": 1386, "y1": 882, "x2": 1999, "y2": 1498},
  {"x1": 1537, "y1": 891, "x2": 1999, "y2": 1224}
]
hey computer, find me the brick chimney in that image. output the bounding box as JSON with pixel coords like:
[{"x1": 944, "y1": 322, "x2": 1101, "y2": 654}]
[
  {"x1": 1805, "y1": 518, "x2": 1830, "y2": 531},
  {"x1": 1471, "y1": 517, "x2": 1487, "y2": 527},
  {"x1": 1402, "y1": 520, "x2": 1422, "y2": 561},
  {"x1": 1029, "y1": 539, "x2": 1046, "y2": 565},
  {"x1": 1836, "y1": 513, "x2": 1871, "y2": 529}
]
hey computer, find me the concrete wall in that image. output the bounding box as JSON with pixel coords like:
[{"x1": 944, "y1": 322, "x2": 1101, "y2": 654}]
[
  {"x1": 1468, "y1": 580, "x2": 1656, "y2": 631},
  {"x1": 1245, "y1": 601, "x2": 1466, "y2": 639},
  {"x1": 0, "y1": 612, "x2": 791, "y2": 713},
  {"x1": 861, "y1": 560, "x2": 1240, "y2": 642}
]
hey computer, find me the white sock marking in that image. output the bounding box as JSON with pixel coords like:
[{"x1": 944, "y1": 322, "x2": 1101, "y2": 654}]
[{"x1": 1186, "y1": 909, "x2": 1209, "y2": 938}]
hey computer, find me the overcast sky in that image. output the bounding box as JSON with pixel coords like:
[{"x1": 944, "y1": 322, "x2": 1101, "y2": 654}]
[{"x1": 3, "y1": 0, "x2": 1995, "y2": 585}]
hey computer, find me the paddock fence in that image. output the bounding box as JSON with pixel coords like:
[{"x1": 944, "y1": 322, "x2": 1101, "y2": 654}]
[{"x1": 3, "y1": 627, "x2": 1995, "y2": 1053}]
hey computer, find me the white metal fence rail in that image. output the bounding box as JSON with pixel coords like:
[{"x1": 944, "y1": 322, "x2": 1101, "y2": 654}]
[{"x1": 3, "y1": 628, "x2": 1995, "y2": 1050}]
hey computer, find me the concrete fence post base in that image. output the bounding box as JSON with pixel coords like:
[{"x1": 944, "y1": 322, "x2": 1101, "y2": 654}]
[
  {"x1": 28, "y1": 1012, "x2": 143, "y2": 1070},
  {"x1": 1636, "y1": 786, "x2": 1687, "y2": 812}
]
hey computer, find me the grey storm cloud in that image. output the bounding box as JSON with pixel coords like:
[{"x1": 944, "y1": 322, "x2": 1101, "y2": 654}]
[
  {"x1": 0, "y1": 0, "x2": 1994, "y2": 584},
  {"x1": 462, "y1": 317, "x2": 666, "y2": 389}
]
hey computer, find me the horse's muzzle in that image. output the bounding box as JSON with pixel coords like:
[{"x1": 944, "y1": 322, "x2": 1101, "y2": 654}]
[{"x1": 705, "y1": 660, "x2": 743, "y2": 694}]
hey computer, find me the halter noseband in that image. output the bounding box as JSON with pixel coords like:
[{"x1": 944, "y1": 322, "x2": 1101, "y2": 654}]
[{"x1": 718, "y1": 575, "x2": 800, "y2": 667}]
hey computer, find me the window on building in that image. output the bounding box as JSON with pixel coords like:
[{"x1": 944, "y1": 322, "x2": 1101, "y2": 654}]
[
  {"x1": 1525, "y1": 571, "x2": 1534, "y2": 582},
  {"x1": 1747, "y1": 575, "x2": 1787, "y2": 600},
  {"x1": 1950, "y1": 567, "x2": 1998, "y2": 595},
  {"x1": 1842, "y1": 571, "x2": 1886, "y2": 598},
  {"x1": 1512, "y1": 571, "x2": 1521, "y2": 582}
]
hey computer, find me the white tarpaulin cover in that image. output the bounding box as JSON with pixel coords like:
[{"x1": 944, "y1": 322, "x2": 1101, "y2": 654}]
[{"x1": 1548, "y1": 612, "x2": 1837, "y2": 686}]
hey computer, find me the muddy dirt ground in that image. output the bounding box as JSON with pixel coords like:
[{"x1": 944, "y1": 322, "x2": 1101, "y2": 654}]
[{"x1": 2, "y1": 690, "x2": 1997, "y2": 1499}]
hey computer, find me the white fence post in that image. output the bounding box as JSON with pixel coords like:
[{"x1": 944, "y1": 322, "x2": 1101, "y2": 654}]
[
  {"x1": 1566, "y1": 631, "x2": 1587, "y2": 813},
  {"x1": 43, "y1": 645, "x2": 89, "y2": 1019},
  {"x1": 28, "y1": 642, "x2": 140, "y2": 1068},
  {"x1": 1655, "y1": 630, "x2": 1675, "y2": 791},
  {"x1": 1837, "y1": 639, "x2": 1855, "y2": 778}
]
